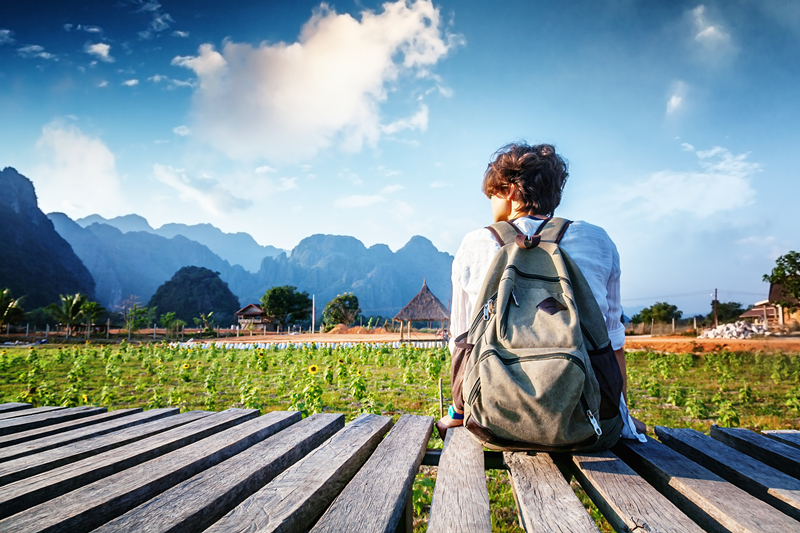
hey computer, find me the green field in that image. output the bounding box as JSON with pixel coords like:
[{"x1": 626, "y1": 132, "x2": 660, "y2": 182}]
[{"x1": 1, "y1": 341, "x2": 799, "y2": 531}]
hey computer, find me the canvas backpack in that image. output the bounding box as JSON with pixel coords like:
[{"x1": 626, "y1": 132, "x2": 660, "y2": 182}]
[{"x1": 460, "y1": 217, "x2": 624, "y2": 452}]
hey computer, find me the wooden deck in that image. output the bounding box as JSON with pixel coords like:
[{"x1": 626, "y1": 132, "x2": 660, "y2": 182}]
[{"x1": 0, "y1": 402, "x2": 797, "y2": 532}]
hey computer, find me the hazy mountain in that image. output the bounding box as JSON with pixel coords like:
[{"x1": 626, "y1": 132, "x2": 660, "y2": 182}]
[
  {"x1": 0, "y1": 168, "x2": 94, "y2": 309},
  {"x1": 49, "y1": 213, "x2": 246, "y2": 311},
  {"x1": 76, "y1": 214, "x2": 284, "y2": 272},
  {"x1": 52, "y1": 212, "x2": 454, "y2": 320},
  {"x1": 76, "y1": 213, "x2": 154, "y2": 234},
  {"x1": 155, "y1": 223, "x2": 283, "y2": 273}
]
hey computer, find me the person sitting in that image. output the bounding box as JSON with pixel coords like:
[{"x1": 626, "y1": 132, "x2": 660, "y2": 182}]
[{"x1": 436, "y1": 142, "x2": 646, "y2": 441}]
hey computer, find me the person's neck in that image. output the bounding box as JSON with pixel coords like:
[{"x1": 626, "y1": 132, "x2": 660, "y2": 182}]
[{"x1": 509, "y1": 211, "x2": 547, "y2": 221}]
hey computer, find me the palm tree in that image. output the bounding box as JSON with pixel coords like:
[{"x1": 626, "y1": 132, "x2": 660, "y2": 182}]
[
  {"x1": 0, "y1": 288, "x2": 25, "y2": 327},
  {"x1": 80, "y1": 300, "x2": 106, "y2": 339},
  {"x1": 46, "y1": 294, "x2": 86, "y2": 339}
]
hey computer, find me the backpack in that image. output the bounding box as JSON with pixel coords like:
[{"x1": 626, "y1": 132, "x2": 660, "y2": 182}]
[{"x1": 460, "y1": 217, "x2": 624, "y2": 452}]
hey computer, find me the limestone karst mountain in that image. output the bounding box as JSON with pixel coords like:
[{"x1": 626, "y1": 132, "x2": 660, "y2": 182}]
[{"x1": 0, "y1": 167, "x2": 95, "y2": 309}]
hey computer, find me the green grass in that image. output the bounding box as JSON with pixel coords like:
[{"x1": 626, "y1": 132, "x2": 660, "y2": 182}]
[{"x1": 1, "y1": 341, "x2": 798, "y2": 531}]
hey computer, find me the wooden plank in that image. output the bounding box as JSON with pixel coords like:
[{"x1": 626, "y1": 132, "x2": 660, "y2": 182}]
[
  {"x1": 763, "y1": 429, "x2": 800, "y2": 450},
  {"x1": 0, "y1": 408, "x2": 169, "y2": 463},
  {"x1": 94, "y1": 413, "x2": 343, "y2": 533},
  {"x1": 0, "y1": 405, "x2": 63, "y2": 421},
  {"x1": 614, "y1": 436, "x2": 799, "y2": 532},
  {"x1": 711, "y1": 425, "x2": 800, "y2": 480},
  {"x1": 505, "y1": 452, "x2": 598, "y2": 533},
  {"x1": 0, "y1": 408, "x2": 252, "y2": 518},
  {"x1": 206, "y1": 413, "x2": 393, "y2": 533},
  {"x1": 0, "y1": 406, "x2": 105, "y2": 436},
  {"x1": 427, "y1": 427, "x2": 491, "y2": 533},
  {"x1": 567, "y1": 450, "x2": 702, "y2": 533},
  {"x1": 311, "y1": 414, "x2": 434, "y2": 533},
  {"x1": 0, "y1": 410, "x2": 301, "y2": 533},
  {"x1": 0, "y1": 403, "x2": 31, "y2": 414},
  {"x1": 0, "y1": 408, "x2": 185, "y2": 485},
  {"x1": 0, "y1": 408, "x2": 141, "y2": 450},
  {"x1": 656, "y1": 426, "x2": 800, "y2": 521}
]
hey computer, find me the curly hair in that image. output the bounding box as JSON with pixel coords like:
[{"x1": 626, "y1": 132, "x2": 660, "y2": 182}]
[{"x1": 482, "y1": 142, "x2": 569, "y2": 217}]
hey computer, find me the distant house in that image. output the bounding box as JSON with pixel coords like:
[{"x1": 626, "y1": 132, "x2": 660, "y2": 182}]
[
  {"x1": 234, "y1": 304, "x2": 277, "y2": 332},
  {"x1": 740, "y1": 283, "x2": 799, "y2": 326},
  {"x1": 394, "y1": 279, "x2": 449, "y2": 340}
]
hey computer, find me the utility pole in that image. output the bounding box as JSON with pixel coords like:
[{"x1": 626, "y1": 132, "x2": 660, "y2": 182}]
[{"x1": 713, "y1": 288, "x2": 719, "y2": 329}]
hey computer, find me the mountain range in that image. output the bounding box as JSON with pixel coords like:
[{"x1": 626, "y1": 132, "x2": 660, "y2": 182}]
[{"x1": 1, "y1": 167, "x2": 454, "y2": 320}]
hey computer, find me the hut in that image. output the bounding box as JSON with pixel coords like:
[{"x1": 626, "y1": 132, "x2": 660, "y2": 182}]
[
  {"x1": 394, "y1": 280, "x2": 449, "y2": 341},
  {"x1": 234, "y1": 304, "x2": 277, "y2": 333},
  {"x1": 741, "y1": 283, "x2": 800, "y2": 327}
]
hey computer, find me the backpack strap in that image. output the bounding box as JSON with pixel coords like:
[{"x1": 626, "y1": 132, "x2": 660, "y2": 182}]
[
  {"x1": 535, "y1": 217, "x2": 572, "y2": 244},
  {"x1": 485, "y1": 221, "x2": 522, "y2": 247}
]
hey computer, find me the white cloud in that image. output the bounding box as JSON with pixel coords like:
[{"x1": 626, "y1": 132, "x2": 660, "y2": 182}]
[
  {"x1": 666, "y1": 80, "x2": 688, "y2": 115},
  {"x1": 17, "y1": 44, "x2": 56, "y2": 60},
  {"x1": 138, "y1": 31, "x2": 152, "y2": 40},
  {"x1": 63, "y1": 24, "x2": 73, "y2": 32},
  {"x1": 172, "y1": 0, "x2": 460, "y2": 161},
  {"x1": 150, "y1": 13, "x2": 175, "y2": 32},
  {"x1": 149, "y1": 74, "x2": 167, "y2": 82},
  {"x1": 81, "y1": 25, "x2": 103, "y2": 34},
  {"x1": 172, "y1": 125, "x2": 191, "y2": 136},
  {"x1": 382, "y1": 103, "x2": 429, "y2": 134},
  {"x1": 688, "y1": 5, "x2": 737, "y2": 63},
  {"x1": 334, "y1": 194, "x2": 386, "y2": 208},
  {"x1": 121, "y1": 79, "x2": 139, "y2": 86},
  {"x1": 381, "y1": 184, "x2": 404, "y2": 194},
  {"x1": 98, "y1": 80, "x2": 108, "y2": 88},
  {"x1": 85, "y1": 42, "x2": 114, "y2": 62},
  {"x1": 152, "y1": 164, "x2": 252, "y2": 216},
  {"x1": 429, "y1": 181, "x2": 449, "y2": 188},
  {"x1": 277, "y1": 177, "x2": 298, "y2": 191},
  {"x1": 614, "y1": 146, "x2": 759, "y2": 220},
  {"x1": 172, "y1": 30, "x2": 189, "y2": 38},
  {"x1": 31, "y1": 120, "x2": 125, "y2": 217},
  {"x1": 0, "y1": 29, "x2": 14, "y2": 45},
  {"x1": 680, "y1": 142, "x2": 695, "y2": 152},
  {"x1": 255, "y1": 165, "x2": 277, "y2": 174}
]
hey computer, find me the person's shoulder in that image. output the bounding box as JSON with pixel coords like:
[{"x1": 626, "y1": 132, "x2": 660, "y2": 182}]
[
  {"x1": 565, "y1": 219, "x2": 614, "y2": 245},
  {"x1": 458, "y1": 226, "x2": 499, "y2": 248}
]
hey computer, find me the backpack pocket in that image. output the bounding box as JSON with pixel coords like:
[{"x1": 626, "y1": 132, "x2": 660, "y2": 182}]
[
  {"x1": 498, "y1": 278, "x2": 577, "y2": 349},
  {"x1": 587, "y1": 343, "x2": 623, "y2": 420},
  {"x1": 466, "y1": 349, "x2": 598, "y2": 449}
]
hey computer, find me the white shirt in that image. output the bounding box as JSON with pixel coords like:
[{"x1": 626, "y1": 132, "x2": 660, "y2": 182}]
[{"x1": 449, "y1": 216, "x2": 625, "y2": 351}]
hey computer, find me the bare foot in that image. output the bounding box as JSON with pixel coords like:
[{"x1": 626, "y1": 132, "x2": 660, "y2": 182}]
[
  {"x1": 632, "y1": 416, "x2": 646, "y2": 435},
  {"x1": 435, "y1": 415, "x2": 463, "y2": 440}
]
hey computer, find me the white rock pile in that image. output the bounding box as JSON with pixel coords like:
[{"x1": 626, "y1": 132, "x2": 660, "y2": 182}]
[{"x1": 698, "y1": 320, "x2": 769, "y2": 339}]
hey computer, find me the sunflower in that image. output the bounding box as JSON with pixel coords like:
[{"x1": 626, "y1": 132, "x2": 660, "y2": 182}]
[
  {"x1": 82, "y1": 394, "x2": 88, "y2": 403},
  {"x1": 308, "y1": 365, "x2": 319, "y2": 375},
  {"x1": 28, "y1": 346, "x2": 34, "y2": 350},
  {"x1": 337, "y1": 358, "x2": 345, "y2": 365},
  {"x1": 182, "y1": 363, "x2": 191, "y2": 370},
  {"x1": 357, "y1": 370, "x2": 362, "y2": 376}
]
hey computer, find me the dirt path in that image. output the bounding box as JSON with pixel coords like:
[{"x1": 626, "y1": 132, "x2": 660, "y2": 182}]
[{"x1": 625, "y1": 335, "x2": 800, "y2": 353}]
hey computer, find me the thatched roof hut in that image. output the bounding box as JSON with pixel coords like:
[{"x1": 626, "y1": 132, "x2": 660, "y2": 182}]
[{"x1": 395, "y1": 279, "x2": 449, "y2": 322}]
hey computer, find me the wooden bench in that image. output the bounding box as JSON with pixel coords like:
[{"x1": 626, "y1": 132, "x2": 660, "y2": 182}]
[{"x1": 0, "y1": 401, "x2": 797, "y2": 532}]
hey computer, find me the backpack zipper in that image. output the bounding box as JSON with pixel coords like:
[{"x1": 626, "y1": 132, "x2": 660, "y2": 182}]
[
  {"x1": 468, "y1": 292, "x2": 497, "y2": 334},
  {"x1": 507, "y1": 266, "x2": 563, "y2": 283}
]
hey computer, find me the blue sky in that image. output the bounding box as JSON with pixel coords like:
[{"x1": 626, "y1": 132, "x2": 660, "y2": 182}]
[{"x1": 1, "y1": 0, "x2": 798, "y2": 316}]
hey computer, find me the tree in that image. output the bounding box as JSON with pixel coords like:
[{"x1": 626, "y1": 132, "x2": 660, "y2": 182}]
[
  {"x1": 194, "y1": 311, "x2": 215, "y2": 337},
  {"x1": 708, "y1": 301, "x2": 745, "y2": 325},
  {"x1": 764, "y1": 251, "x2": 800, "y2": 312},
  {"x1": 260, "y1": 286, "x2": 312, "y2": 330},
  {"x1": 323, "y1": 293, "x2": 361, "y2": 327},
  {"x1": 160, "y1": 311, "x2": 178, "y2": 339},
  {"x1": 80, "y1": 300, "x2": 106, "y2": 339},
  {"x1": 118, "y1": 296, "x2": 155, "y2": 339},
  {"x1": 46, "y1": 293, "x2": 87, "y2": 338},
  {"x1": 0, "y1": 288, "x2": 25, "y2": 327},
  {"x1": 631, "y1": 301, "x2": 682, "y2": 324}
]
